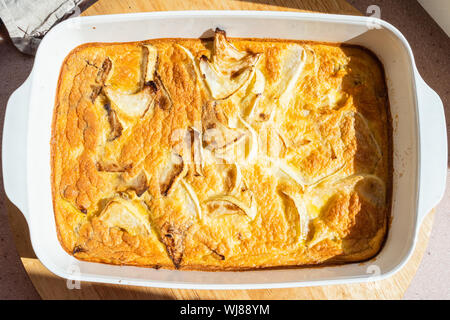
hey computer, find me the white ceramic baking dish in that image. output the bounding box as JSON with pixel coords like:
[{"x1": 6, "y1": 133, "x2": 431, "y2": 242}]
[{"x1": 3, "y1": 11, "x2": 447, "y2": 289}]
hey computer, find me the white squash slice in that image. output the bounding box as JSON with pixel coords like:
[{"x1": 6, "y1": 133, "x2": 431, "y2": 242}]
[
  {"x1": 104, "y1": 44, "x2": 159, "y2": 118},
  {"x1": 104, "y1": 86, "x2": 155, "y2": 118},
  {"x1": 276, "y1": 45, "x2": 307, "y2": 108},
  {"x1": 266, "y1": 156, "x2": 345, "y2": 189},
  {"x1": 199, "y1": 29, "x2": 261, "y2": 100},
  {"x1": 229, "y1": 162, "x2": 243, "y2": 195},
  {"x1": 237, "y1": 113, "x2": 258, "y2": 163},
  {"x1": 159, "y1": 153, "x2": 186, "y2": 196},
  {"x1": 265, "y1": 45, "x2": 307, "y2": 119},
  {"x1": 143, "y1": 44, "x2": 158, "y2": 83},
  {"x1": 181, "y1": 179, "x2": 202, "y2": 220},
  {"x1": 242, "y1": 69, "x2": 265, "y2": 118}
]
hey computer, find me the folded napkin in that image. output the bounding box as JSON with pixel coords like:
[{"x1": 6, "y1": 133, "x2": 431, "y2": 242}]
[{"x1": 0, "y1": 0, "x2": 95, "y2": 55}]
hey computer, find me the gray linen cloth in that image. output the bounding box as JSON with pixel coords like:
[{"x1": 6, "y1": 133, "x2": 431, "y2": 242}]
[{"x1": 0, "y1": 0, "x2": 95, "y2": 55}]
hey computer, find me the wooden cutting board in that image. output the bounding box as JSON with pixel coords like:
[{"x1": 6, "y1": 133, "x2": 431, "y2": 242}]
[{"x1": 7, "y1": 0, "x2": 435, "y2": 300}]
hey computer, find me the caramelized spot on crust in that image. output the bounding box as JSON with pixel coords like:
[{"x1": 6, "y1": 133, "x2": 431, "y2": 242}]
[
  {"x1": 72, "y1": 245, "x2": 86, "y2": 254},
  {"x1": 103, "y1": 102, "x2": 123, "y2": 141},
  {"x1": 161, "y1": 223, "x2": 187, "y2": 268}
]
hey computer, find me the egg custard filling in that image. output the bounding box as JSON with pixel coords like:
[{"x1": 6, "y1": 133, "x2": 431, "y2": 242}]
[{"x1": 51, "y1": 29, "x2": 392, "y2": 270}]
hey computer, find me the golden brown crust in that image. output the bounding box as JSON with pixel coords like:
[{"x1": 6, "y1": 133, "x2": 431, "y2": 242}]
[{"x1": 51, "y1": 31, "x2": 392, "y2": 271}]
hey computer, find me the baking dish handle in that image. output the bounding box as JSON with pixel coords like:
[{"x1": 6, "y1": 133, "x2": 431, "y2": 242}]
[
  {"x1": 416, "y1": 74, "x2": 447, "y2": 224},
  {"x1": 2, "y1": 76, "x2": 31, "y2": 220}
]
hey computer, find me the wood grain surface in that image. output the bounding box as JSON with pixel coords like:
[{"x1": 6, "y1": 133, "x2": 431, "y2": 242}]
[{"x1": 7, "y1": 0, "x2": 435, "y2": 300}]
